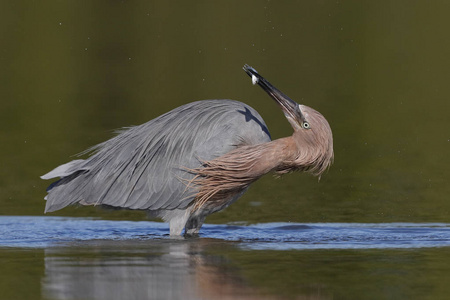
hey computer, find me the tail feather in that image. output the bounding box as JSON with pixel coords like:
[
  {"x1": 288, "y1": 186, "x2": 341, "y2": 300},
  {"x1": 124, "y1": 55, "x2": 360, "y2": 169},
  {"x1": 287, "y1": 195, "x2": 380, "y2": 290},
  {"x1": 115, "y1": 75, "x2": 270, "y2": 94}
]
[
  {"x1": 44, "y1": 170, "x2": 89, "y2": 213},
  {"x1": 41, "y1": 159, "x2": 86, "y2": 180},
  {"x1": 41, "y1": 159, "x2": 88, "y2": 212}
]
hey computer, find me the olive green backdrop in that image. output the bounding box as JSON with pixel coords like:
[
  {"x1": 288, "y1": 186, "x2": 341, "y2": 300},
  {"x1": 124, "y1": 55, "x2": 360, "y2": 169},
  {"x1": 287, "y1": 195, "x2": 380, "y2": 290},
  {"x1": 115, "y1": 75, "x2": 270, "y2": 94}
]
[{"x1": 1, "y1": 1, "x2": 448, "y2": 222}]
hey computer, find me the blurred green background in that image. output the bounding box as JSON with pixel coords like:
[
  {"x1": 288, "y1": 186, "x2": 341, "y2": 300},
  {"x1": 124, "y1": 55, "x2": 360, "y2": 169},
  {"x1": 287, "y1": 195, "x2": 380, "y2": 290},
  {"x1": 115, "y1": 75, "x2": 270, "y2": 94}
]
[{"x1": 1, "y1": 1, "x2": 449, "y2": 223}]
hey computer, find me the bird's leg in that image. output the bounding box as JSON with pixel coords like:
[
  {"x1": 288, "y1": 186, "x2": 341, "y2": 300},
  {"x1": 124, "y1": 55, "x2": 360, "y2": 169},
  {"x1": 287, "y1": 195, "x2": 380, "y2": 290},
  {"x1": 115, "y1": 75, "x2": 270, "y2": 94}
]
[
  {"x1": 168, "y1": 209, "x2": 191, "y2": 236},
  {"x1": 184, "y1": 214, "x2": 206, "y2": 236}
]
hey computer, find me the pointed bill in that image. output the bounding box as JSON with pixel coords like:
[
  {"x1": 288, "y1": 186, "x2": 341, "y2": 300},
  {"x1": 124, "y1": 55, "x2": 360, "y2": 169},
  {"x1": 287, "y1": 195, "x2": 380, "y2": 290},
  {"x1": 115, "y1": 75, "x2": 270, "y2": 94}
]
[{"x1": 243, "y1": 64, "x2": 308, "y2": 131}]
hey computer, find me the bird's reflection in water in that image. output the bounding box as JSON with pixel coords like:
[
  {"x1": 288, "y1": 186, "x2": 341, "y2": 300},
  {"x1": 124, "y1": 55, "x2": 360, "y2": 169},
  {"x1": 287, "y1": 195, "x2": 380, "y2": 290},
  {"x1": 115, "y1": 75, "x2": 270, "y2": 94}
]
[{"x1": 42, "y1": 238, "x2": 275, "y2": 300}]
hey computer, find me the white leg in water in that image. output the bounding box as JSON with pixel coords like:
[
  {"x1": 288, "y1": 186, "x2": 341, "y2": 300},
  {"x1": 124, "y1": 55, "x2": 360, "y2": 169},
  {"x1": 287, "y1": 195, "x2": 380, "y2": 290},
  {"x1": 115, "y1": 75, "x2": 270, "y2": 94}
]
[{"x1": 252, "y1": 74, "x2": 259, "y2": 85}]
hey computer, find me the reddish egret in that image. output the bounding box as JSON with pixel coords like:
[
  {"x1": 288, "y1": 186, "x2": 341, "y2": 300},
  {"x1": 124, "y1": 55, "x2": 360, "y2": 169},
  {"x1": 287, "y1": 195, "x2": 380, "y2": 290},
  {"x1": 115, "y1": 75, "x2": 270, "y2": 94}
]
[{"x1": 41, "y1": 65, "x2": 334, "y2": 235}]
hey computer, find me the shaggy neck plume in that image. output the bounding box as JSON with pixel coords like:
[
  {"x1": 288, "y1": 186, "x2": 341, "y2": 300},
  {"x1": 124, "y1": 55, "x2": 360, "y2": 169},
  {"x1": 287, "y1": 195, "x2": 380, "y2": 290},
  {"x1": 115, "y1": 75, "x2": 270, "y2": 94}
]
[{"x1": 189, "y1": 135, "x2": 330, "y2": 210}]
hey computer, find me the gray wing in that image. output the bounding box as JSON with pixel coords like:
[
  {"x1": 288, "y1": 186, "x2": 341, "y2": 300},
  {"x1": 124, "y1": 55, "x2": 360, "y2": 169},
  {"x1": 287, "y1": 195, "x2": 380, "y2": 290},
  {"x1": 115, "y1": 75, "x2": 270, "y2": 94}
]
[{"x1": 42, "y1": 100, "x2": 271, "y2": 213}]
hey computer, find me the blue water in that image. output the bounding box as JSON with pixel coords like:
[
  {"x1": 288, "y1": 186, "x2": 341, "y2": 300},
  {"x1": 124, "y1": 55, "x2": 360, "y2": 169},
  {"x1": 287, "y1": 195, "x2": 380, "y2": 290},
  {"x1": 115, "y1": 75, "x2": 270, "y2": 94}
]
[{"x1": 1, "y1": 216, "x2": 449, "y2": 250}]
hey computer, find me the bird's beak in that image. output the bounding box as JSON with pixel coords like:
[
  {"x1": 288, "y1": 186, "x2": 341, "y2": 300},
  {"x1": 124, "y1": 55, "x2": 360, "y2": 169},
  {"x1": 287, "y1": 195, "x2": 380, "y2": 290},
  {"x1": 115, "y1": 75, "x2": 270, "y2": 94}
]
[{"x1": 243, "y1": 64, "x2": 307, "y2": 131}]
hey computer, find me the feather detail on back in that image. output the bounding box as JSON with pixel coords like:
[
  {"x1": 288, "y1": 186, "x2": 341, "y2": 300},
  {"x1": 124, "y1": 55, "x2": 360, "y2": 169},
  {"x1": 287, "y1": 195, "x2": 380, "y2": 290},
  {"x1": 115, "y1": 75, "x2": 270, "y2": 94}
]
[{"x1": 42, "y1": 100, "x2": 271, "y2": 213}]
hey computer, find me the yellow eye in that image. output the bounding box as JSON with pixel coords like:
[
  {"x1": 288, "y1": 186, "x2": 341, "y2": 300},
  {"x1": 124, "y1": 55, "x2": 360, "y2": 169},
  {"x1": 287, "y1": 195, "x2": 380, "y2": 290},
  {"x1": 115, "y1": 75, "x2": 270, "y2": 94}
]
[{"x1": 302, "y1": 122, "x2": 310, "y2": 129}]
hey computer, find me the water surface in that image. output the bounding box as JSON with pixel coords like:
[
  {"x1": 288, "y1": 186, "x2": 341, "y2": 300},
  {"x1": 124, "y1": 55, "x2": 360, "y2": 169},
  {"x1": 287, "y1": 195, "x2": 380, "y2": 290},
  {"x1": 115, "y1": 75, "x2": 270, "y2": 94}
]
[
  {"x1": 1, "y1": 217, "x2": 450, "y2": 299},
  {"x1": 2, "y1": 216, "x2": 449, "y2": 250}
]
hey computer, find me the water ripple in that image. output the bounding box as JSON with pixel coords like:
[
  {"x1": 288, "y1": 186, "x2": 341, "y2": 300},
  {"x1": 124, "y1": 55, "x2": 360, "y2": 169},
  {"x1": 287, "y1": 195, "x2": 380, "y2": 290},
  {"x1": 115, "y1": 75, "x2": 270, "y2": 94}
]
[{"x1": 0, "y1": 216, "x2": 449, "y2": 250}]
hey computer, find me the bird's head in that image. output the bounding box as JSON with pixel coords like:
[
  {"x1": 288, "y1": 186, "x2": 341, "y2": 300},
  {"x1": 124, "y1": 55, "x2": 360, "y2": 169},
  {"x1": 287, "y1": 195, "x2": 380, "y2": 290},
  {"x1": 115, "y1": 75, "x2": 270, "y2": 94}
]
[{"x1": 243, "y1": 65, "x2": 334, "y2": 176}]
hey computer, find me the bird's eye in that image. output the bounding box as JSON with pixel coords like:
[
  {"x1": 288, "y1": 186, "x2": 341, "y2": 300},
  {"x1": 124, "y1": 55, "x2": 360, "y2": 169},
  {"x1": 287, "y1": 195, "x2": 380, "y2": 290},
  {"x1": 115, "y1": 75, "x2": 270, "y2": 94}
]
[{"x1": 302, "y1": 122, "x2": 310, "y2": 129}]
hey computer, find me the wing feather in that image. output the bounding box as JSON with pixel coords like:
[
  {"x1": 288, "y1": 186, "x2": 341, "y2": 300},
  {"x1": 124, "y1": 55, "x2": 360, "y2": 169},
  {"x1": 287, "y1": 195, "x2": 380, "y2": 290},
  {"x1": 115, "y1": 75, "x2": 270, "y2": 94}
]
[{"x1": 43, "y1": 100, "x2": 271, "y2": 213}]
